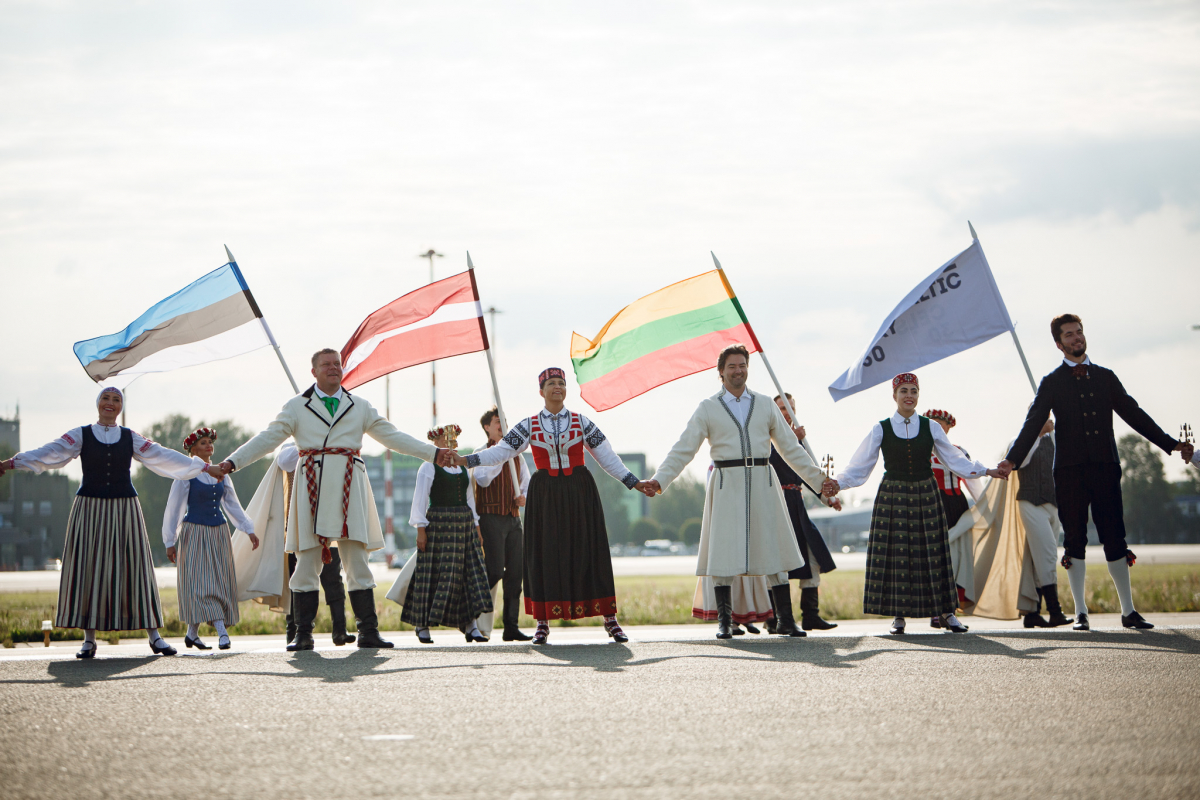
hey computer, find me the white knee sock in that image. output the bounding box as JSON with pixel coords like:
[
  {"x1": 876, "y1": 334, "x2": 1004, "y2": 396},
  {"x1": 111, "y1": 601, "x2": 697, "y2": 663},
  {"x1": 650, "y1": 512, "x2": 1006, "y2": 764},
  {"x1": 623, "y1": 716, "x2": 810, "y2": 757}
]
[
  {"x1": 1106, "y1": 558, "x2": 1135, "y2": 616},
  {"x1": 186, "y1": 623, "x2": 200, "y2": 640},
  {"x1": 84, "y1": 629, "x2": 97, "y2": 646},
  {"x1": 1067, "y1": 562, "x2": 1088, "y2": 616},
  {"x1": 146, "y1": 627, "x2": 162, "y2": 644},
  {"x1": 214, "y1": 620, "x2": 228, "y2": 637}
]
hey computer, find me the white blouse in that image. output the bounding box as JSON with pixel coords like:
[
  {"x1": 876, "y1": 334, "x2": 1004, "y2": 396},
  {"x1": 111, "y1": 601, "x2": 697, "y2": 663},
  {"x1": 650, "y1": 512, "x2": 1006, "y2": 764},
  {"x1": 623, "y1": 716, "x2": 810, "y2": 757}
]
[
  {"x1": 467, "y1": 407, "x2": 638, "y2": 488},
  {"x1": 837, "y1": 413, "x2": 990, "y2": 490},
  {"x1": 409, "y1": 462, "x2": 480, "y2": 528},
  {"x1": 472, "y1": 442, "x2": 531, "y2": 495},
  {"x1": 13, "y1": 424, "x2": 208, "y2": 479},
  {"x1": 162, "y1": 472, "x2": 255, "y2": 547}
]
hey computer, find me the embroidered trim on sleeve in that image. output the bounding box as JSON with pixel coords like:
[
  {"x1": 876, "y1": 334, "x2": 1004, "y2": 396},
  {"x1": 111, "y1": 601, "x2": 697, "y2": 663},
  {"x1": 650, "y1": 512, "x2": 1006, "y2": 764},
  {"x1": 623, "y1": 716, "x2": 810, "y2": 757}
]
[
  {"x1": 621, "y1": 472, "x2": 639, "y2": 490},
  {"x1": 466, "y1": 453, "x2": 482, "y2": 469},
  {"x1": 582, "y1": 418, "x2": 607, "y2": 449},
  {"x1": 503, "y1": 419, "x2": 531, "y2": 450},
  {"x1": 139, "y1": 438, "x2": 154, "y2": 453},
  {"x1": 61, "y1": 432, "x2": 76, "y2": 445}
]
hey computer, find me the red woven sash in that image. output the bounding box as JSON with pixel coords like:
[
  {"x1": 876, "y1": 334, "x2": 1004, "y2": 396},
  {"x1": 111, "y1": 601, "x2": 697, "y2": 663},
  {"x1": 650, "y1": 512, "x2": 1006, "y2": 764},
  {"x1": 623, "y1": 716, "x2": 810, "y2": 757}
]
[{"x1": 299, "y1": 447, "x2": 360, "y2": 564}]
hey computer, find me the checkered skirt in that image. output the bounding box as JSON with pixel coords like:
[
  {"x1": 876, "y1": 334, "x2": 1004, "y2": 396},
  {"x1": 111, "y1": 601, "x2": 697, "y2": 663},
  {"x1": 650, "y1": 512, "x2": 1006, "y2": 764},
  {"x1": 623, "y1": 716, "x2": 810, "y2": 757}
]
[
  {"x1": 863, "y1": 476, "x2": 960, "y2": 617},
  {"x1": 401, "y1": 506, "x2": 493, "y2": 629}
]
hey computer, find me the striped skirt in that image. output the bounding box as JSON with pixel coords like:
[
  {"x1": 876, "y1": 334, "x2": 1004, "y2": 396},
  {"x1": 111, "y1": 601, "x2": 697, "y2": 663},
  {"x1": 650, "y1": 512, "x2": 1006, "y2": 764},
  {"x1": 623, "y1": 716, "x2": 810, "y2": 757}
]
[
  {"x1": 177, "y1": 521, "x2": 240, "y2": 625},
  {"x1": 402, "y1": 506, "x2": 493, "y2": 629},
  {"x1": 864, "y1": 477, "x2": 960, "y2": 617},
  {"x1": 55, "y1": 496, "x2": 164, "y2": 631}
]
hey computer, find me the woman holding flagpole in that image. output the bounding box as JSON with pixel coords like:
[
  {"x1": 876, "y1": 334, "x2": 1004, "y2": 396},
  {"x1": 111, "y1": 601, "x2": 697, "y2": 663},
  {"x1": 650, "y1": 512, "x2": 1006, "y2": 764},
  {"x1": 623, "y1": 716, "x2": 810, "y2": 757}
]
[
  {"x1": 163, "y1": 427, "x2": 259, "y2": 650},
  {"x1": 0, "y1": 387, "x2": 215, "y2": 657},
  {"x1": 822, "y1": 373, "x2": 1004, "y2": 635},
  {"x1": 457, "y1": 369, "x2": 652, "y2": 645}
]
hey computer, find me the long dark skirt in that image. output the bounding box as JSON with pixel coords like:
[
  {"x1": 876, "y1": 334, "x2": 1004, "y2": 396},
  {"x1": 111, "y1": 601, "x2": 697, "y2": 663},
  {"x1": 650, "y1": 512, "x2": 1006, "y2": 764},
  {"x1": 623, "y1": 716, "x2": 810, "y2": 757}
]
[
  {"x1": 56, "y1": 496, "x2": 164, "y2": 631},
  {"x1": 864, "y1": 477, "x2": 959, "y2": 617},
  {"x1": 524, "y1": 466, "x2": 618, "y2": 620},
  {"x1": 783, "y1": 489, "x2": 839, "y2": 581},
  {"x1": 402, "y1": 506, "x2": 492, "y2": 629}
]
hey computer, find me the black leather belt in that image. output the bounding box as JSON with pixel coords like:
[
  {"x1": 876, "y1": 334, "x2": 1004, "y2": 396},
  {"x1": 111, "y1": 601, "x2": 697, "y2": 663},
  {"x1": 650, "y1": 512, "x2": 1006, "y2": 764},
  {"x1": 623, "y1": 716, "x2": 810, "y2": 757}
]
[{"x1": 713, "y1": 458, "x2": 769, "y2": 468}]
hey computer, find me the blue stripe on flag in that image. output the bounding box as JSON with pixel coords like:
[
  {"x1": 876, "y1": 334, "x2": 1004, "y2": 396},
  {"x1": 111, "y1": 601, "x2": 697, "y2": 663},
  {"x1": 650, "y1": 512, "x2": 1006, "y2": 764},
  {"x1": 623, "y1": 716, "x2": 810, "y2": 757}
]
[{"x1": 73, "y1": 263, "x2": 246, "y2": 365}]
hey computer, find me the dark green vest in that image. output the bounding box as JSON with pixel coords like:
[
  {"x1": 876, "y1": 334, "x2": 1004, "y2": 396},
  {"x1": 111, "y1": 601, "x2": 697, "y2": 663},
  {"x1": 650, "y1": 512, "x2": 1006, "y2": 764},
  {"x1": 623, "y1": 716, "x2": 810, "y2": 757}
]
[
  {"x1": 429, "y1": 465, "x2": 470, "y2": 507},
  {"x1": 880, "y1": 415, "x2": 934, "y2": 481}
]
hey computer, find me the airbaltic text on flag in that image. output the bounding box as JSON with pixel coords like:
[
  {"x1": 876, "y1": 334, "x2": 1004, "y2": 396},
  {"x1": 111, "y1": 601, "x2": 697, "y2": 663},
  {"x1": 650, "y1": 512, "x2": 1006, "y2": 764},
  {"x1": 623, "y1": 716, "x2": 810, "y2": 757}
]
[
  {"x1": 571, "y1": 270, "x2": 761, "y2": 411},
  {"x1": 73, "y1": 263, "x2": 272, "y2": 386},
  {"x1": 827, "y1": 239, "x2": 1015, "y2": 402},
  {"x1": 340, "y1": 271, "x2": 489, "y2": 390}
]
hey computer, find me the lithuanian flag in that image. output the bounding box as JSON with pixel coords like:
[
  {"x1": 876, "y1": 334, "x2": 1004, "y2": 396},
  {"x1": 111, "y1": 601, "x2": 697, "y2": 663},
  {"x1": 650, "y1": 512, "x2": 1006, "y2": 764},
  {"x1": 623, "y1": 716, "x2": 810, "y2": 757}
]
[{"x1": 570, "y1": 270, "x2": 762, "y2": 411}]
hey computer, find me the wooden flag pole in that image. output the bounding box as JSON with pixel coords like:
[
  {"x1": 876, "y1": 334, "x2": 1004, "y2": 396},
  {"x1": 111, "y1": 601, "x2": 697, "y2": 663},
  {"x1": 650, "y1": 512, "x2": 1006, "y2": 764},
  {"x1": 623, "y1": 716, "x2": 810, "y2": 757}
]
[
  {"x1": 967, "y1": 224, "x2": 1038, "y2": 394},
  {"x1": 225, "y1": 245, "x2": 300, "y2": 394},
  {"x1": 468, "y1": 252, "x2": 523, "y2": 496},
  {"x1": 710, "y1": 251, "x2": 818, "y2": 465}
]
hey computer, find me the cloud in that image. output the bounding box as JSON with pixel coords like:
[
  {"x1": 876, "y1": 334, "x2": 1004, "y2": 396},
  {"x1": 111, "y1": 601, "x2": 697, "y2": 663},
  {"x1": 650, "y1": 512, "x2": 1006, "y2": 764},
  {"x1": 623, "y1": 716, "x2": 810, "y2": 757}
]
[{"x1": 928, "y1": 134, "x2": 1200, "y2": 226}]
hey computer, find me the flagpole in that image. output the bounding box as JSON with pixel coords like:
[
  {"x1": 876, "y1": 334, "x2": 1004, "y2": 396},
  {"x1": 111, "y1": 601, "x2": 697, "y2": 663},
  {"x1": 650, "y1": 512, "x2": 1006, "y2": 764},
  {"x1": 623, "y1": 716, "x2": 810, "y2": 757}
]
[
  {"x1": 710, "y1": 252, "x2": 817, "y2": 464},
  {"x1": 967, "y1": 225, "x2": 1038, "y2": 394},
  {"x1": 468, "y1": 252, "x2": 522, "y2": 495},
  {"x1": 225, "y1": 246, "x2": 300, "y2": 394}
]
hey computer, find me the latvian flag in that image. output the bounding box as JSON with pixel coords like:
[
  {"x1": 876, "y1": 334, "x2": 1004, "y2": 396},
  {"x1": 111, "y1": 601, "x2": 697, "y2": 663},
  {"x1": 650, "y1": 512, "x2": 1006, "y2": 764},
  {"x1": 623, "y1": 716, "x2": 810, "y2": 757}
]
[
  {"x1": 340, "y1": 270, "x2": 489, "y2": 390},
  {"x1": 73, "y1": 261, "x2": 274, "y2": 386}
]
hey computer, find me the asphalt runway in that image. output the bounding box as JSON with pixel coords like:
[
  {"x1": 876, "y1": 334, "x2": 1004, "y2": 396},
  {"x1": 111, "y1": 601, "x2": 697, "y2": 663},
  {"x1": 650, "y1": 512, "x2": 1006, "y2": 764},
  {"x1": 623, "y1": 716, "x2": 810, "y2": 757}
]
[{"x1": 2, "y1": 626, "x2": 1198, "y2": 799}]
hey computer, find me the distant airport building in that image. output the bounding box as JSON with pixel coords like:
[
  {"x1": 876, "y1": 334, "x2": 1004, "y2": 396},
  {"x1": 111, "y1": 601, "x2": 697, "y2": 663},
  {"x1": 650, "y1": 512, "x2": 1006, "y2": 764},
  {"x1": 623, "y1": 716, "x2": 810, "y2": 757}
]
[{"x1": 0, "y1": 414, "x2": 73, "y2": 570}]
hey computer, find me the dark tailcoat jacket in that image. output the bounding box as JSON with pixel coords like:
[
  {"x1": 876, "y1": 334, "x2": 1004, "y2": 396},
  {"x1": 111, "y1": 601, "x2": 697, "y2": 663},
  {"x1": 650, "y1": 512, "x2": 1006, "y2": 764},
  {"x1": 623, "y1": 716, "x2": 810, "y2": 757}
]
[{"x1": 1005, "y1": 361, "x2": 1176, "y2": 470}]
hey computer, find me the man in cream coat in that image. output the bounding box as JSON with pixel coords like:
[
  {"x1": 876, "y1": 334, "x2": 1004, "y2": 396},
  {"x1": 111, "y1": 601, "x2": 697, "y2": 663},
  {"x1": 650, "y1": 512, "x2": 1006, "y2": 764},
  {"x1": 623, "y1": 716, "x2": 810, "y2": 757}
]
[
  {"x1": 642, "y1": 345, "x2": 827, "y2": 639},
  {"x1": 215, "y1": 348, "x2": 450, "y2": 650}
]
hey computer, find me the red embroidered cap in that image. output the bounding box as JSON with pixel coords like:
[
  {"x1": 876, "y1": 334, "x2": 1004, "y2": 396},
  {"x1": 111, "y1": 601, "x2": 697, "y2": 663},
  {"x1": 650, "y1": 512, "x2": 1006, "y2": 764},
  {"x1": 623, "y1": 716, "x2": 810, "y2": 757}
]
[
  {"x1": 924, "y1": 409, "x2": 955, "y2": 428},
  {"x1": 892, "y1": 373, "x2": 919, "y2": 390},
  {"x1": 539, "y1": 367, "x2": 566, "y2": 388}
]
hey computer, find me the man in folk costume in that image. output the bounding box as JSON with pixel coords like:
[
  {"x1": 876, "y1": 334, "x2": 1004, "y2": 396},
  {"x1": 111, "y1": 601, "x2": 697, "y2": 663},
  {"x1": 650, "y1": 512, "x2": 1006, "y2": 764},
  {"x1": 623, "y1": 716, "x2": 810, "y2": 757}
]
[
  {"x1": 643, "y1": 345, "x2": 828, "y2": 639},
  {"x1": 1010, "y1": 416, "x2": 1072, "y2": 627},
  {"x1": 472, "y1": 406, "x2": 532, "y2": 642},
  {"x1": 216, "y1": 348, "x2": 453, "y2": 650},
  {"x1": 999, "y1": 314, "x2": 1194, "y2": 630}
]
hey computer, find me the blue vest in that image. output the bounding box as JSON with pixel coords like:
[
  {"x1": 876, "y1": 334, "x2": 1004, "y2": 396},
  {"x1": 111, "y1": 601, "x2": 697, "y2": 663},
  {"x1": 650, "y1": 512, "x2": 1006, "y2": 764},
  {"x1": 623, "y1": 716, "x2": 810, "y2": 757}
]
[
  {"x1": 183, "y1": 477, "x2": 227, "y2": 526},
  {"x1": 77, "y1": 426, "x2": 137, "y2": 499}
]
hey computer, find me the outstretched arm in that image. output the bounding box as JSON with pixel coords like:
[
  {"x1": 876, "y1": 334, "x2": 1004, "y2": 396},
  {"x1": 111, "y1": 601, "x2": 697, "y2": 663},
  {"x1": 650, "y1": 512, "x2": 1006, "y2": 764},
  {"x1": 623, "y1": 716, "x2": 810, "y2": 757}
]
[
  {"x1": 1004, "y1": 377, "x2": 1054, "y2": 469},
  {"x1": 769, "y1": 403, "x2": 826, "y2": 489},
  {"x1": 365, "y1": 405, "x2": 439, "y2": 461},
  {"x1": 1110, "y1": 373, "x2": 1181, "y2": 455},
  {"x1": 225, "y1": 407, "x2": 297, "y2": 473},
  {"x1": 648, "y1": 405, "x2": 709, "y2": 493},
  {"x1": 580, "y1": 415, "x2": 640, "y2": 490},
  {"x1": 131, "y1": 432, "x2": 208, "y2": 480},
  {"x1": 6, "y1": 429, "x2": 85, "y2": 474},
  {"x1": 465, "y1": 419, "x2": 531, "y2": 469}
]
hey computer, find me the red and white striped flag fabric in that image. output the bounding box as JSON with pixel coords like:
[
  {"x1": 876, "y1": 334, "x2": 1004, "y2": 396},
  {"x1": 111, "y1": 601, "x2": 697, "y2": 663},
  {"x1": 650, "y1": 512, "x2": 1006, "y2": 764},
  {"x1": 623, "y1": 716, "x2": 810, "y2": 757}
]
[{"x1": 340, "y1": 270, "x2": 489, "y2": 390}]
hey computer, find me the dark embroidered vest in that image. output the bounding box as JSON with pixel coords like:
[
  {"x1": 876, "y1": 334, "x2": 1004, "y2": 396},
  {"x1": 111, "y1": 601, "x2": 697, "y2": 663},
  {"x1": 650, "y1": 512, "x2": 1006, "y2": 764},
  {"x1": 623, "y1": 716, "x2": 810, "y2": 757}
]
[
  {"x1": 184, "y1": 477, "x2": 227, "y2": 526},
  {"x1": 475, "y1": 454, "x2": 520, "y2": 517},
  {"x1": 880, "y1": 416, "x2": 934, "y2": 482},
  {"x1": 429, "y1": 466, "x2": 470, "y2": 507},
  {"x1": 1016, "y1": 436, "x2": 1057, "y2": 507},
  {"x1": 77, "y1": 426, "x2": 137, "y2": 498}
]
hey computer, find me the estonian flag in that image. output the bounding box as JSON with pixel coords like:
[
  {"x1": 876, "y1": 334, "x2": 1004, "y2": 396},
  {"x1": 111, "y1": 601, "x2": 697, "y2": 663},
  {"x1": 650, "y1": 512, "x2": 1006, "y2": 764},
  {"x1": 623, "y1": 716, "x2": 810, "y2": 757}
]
[{"x1": 74, "y1": 259, "x2": 274, "y2": 386}]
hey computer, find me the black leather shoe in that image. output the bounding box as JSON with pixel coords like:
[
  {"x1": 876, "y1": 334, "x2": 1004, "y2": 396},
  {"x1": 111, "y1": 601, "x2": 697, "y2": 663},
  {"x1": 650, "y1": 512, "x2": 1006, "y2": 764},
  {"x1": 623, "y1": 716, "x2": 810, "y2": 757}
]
[
  {"x1": 185, "y1": 635, "x2": 212, "y2": 650},
  {"x1": 502, "y1": 628, "x2": 532, "y2": 641},
  {"x1": 941, "y1": 615, "x2": 969, "y2": 633},
  {"x1": 416, "y1": 629, "x2": 433, "y2": 644},
  {"x1": 329, "y1": 601, "x2": 355, "y2": 646},
  {"x1": 356, "y1": 628, "x2": 395, "y2": 648},
  {"x1": 714, "y1": 585, "x2": 734, "y2": 639},
  {"x1": 218, "y1": 635, "x2": 231, "y2": 651},
  {"x1": 730, "y1": 623, "x2": 745, "y2": 636},
  {"x1": 532, "y1": 625, "x2": 549, "y2": 645},
  {"x1": 743, "y1": 622, "x2": 761, "y2": 634},
  {"x1": 1041, "y1": 585, "x2": 1071, "y2": 628},
  {"x1": 1046, "y1": 611, "x2": 1073, "y2": 627},
  {"x1": 1072, "y1": 613, "x2": 1090, "y2": 631},
  {"x1": 149, "y1": 638, "x2": 177, "y2": 656},
  {"x1": 930, "y1": 616, "x2": 942, "y2": 629},
  {"x1": 800, "y1": 587, "x2": 838, "y2": 630},
  {"x1": 349, "y1": 588, "x2": 393, "y2": 648},
  {"x1": 1121, "y1": 611, "x2": 1154, "y2": 629},
  {"x1": 289, "y1": 590, "x2": 320, "y2": 650},
  {"x1": 1023, "y1": 613, "x2": 1049, "y2": 628},
  {"x1": 75, "y1": 641, "x2": 97, "y2": 659},
  {"x1": 889, "y1": 618, "x2": 906, "y2": 635},
  {"x1": 769, "y1": 584, "x2": 806, "y2": 637}
]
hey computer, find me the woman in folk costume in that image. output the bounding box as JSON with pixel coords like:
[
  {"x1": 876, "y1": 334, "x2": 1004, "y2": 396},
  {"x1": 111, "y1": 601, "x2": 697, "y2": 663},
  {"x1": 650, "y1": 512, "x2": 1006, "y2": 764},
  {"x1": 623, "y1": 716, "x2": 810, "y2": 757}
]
[
  {"x1": 923, "y1": 408, "x2": 984, "y2": 629},
  {"x1": 0, "y1": 387, "x2": 213, "y2": 658},
  {"x1": 162, "y1": 427, "x2": 259, "y2": 651},
  {"x1": 457, "y1": 368, "x2": 651, "y2": 645},
  {"x1": 770, "y1": 392, "x2": 841, "y2": 632},
  {"x1": 399, "y1": 425, "x2": 492, "y2": 644},
  {"x1": 823, "y1": 373, "x2": 1004, "y2": 635}
]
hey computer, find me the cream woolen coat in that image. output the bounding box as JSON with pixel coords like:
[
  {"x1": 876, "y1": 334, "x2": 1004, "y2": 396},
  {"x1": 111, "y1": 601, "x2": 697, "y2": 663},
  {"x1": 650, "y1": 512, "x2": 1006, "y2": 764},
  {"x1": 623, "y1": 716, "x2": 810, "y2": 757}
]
[
  {"x1": 227, "y1": 386, "x2": 437, "y2": 553},
  {"x1": 652, "y1": 388, "x2": 827, "y2": 577}
]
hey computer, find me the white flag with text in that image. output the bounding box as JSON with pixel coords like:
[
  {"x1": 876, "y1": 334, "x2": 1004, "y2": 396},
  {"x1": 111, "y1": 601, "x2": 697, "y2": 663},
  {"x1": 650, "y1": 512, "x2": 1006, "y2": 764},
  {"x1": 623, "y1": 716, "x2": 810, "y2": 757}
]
[{"x1": 828, "y1": 239, "x2": 1014, "y2": 402}]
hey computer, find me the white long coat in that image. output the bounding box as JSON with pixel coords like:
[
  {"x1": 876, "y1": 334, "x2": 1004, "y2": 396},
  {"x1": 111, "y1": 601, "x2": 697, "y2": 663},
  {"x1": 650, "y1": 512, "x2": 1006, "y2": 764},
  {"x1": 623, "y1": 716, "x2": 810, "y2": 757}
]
[
  {"x1": 227, "y1": 386, "x2": 437, "y2": 553},
  {"x1": 652, "y1": 388, "x2": 828, "y2": 577}
]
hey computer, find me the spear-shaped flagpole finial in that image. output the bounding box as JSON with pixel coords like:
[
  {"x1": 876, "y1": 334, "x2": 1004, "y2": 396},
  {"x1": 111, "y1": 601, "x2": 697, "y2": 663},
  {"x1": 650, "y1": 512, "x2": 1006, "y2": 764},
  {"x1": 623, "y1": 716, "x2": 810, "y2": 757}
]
[
  {"x1": 224, "y1": 245, "x2": 236, "y2": 265},
  {"x1": 968, "y1": 221, "x2": 978, "y2": 241},
  {"x1": 467, "y1": 251, "x2": 475, "y2": 269},
  {"x1": 711, "y1": 251, "x2": 723, "y2": 270}
]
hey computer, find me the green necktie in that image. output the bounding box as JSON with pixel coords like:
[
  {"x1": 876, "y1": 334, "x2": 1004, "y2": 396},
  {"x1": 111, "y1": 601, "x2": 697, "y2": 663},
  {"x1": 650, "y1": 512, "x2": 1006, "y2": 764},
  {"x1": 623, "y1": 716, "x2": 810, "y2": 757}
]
[{"x1": 321, "y1": 396, "x2": 340, "y2": 417}]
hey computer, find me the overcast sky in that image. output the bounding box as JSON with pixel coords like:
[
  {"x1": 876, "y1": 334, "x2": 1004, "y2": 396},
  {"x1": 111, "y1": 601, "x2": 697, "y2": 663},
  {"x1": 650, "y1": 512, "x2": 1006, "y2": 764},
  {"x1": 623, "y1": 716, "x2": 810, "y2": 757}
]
[{"x1": 2, "y1": 1, "x2": 1198, "y2": 502}]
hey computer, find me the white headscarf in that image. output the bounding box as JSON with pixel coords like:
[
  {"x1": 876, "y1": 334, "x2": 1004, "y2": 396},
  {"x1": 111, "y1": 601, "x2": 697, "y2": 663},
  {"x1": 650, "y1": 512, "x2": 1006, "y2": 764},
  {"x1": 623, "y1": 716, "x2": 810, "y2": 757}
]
[{"x1": 95, "y1": 386, "x2": 124, "y2": 406}]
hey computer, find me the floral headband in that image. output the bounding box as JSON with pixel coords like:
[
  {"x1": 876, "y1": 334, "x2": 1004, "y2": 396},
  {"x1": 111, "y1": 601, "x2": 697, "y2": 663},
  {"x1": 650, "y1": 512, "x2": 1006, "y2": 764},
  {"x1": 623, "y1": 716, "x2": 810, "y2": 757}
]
[
  {"x1": 924, "y1": 409, "x2": 955, "y2": 428},
  {"x1": 183, "y1": 427, "x2": 217, "y2": 452},
  {"x1": 539, "y1": 367, "x2": 566, "y2": 388},
  {"x1": 427, "y1": 425, "x2": 462, "y2": 442},
  {"x1": 892, "y1": 373, "x2": 919, "y2": 390}
]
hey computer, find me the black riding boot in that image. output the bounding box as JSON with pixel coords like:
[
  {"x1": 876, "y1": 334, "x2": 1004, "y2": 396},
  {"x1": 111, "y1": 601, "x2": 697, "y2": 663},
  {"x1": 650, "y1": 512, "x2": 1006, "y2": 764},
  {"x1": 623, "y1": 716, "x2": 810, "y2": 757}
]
[
  {"x1": 800, "y1": 587, "x2": 837, "y2": 631},
  {"x1": 329, "y1": 600, "x2": 356, "y2": 646},
  {"x1": 1024, "y1": 586, "x2": 1050, "y2": 628},
  {"x1": 285, "y1": 605, "x2": 297, "y2": 645},
  {"x1": 714, "y1": 585, "x2": 734, "y2": 639},
  {"x1": 349, "y1": 589, "x2": 393, "y2": 648},
  {"x1": 1042, "y1": 584, "x2": 1072, "y2": 627},
  {"x1": 288, "y1": 591, "x2": 319, "y2": 651},
  {"x1": 770, "y1": 583, "x2": 806, "y2": 637}
]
